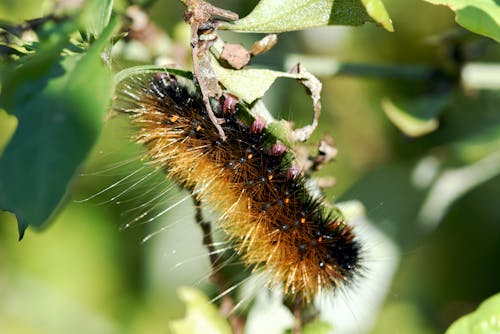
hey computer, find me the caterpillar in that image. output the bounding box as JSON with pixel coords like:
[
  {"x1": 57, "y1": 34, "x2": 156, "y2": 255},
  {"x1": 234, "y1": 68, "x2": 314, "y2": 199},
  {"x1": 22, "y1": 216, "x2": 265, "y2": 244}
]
[{"x1": 113, "y1": 68, "x2": 362, "y2": 303}]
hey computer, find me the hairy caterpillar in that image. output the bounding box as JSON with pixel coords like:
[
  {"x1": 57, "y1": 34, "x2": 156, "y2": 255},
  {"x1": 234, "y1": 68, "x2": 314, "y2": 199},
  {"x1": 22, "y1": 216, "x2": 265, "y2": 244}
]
[{"x1": 113, "y1": 69, "x2": 362, "y2": 302}]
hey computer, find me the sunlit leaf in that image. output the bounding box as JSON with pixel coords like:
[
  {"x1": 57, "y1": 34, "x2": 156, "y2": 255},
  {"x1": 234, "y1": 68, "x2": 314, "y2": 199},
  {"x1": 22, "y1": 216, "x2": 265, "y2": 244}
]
[
  {"x1": 213, "y1": 63, "x2": 299, "y2": 103},
  {"x1": 381, "y1": 94, "x2": 451, "y2": 137},
  {"x1": 361, "y1": 0, "x2": 394, "y2": 31},
  {"x1": 446, "y1": 293, "x2": 500, "y2": 334},
  {"x1": 422, "y1": 0, "x2": 500, "y2": 42},
  {"x1": 220, "y1": 0, "x2": 393, "y2": 33},
  {"x1": 169, "y1": 287, "x2": 231, "y2": 334}
]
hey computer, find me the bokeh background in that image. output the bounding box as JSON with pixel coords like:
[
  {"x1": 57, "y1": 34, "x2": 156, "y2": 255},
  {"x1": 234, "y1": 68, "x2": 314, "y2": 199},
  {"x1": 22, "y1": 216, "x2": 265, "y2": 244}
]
[{"x1": 1, "y1": 0, "x2": 499, "y2": 333}]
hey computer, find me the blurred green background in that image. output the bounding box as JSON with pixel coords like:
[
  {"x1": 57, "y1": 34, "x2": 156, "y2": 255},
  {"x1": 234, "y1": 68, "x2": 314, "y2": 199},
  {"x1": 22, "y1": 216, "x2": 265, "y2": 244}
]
[{"x1": 1, "y1": 0, "x2": 499, "y2": 333}]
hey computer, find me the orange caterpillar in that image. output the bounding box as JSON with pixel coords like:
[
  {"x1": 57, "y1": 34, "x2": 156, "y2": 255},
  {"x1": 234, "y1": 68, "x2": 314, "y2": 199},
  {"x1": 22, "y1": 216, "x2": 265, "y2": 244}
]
[{"x1": 114, "y1": 70, "x2": 361, "y2": 301}]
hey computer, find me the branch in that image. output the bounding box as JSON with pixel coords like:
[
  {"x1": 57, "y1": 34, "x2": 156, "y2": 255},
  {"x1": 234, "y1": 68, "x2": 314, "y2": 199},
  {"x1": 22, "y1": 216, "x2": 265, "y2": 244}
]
[{"x1": 191, "y1": 195, "x2": 245, "y2": 334}]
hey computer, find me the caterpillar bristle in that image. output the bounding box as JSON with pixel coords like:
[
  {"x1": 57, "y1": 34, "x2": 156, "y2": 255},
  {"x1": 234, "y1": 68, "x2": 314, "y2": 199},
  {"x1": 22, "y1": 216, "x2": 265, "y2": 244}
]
[{"x1": 113, "y1": 70, "x2": 362, "y2": 303}]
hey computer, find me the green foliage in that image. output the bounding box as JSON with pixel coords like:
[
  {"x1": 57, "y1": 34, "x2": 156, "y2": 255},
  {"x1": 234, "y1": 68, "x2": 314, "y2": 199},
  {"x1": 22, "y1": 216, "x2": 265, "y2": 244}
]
[
  {"x1": 0, "y1": 0, "x2": 395, "y2": 238},
  {"x1": 80, "y1": 0, "x2": 114, "y2": 41},
  {"x1": 0, "y1": 110, "x2": 17, "y2": 155},
  {"x1": 381, "y1": 93, "x2": 451, "y2": 137},
  {"x1": 422, "y1": 0, "x2": 500, "y2": 42},
  {"x1": 213, "y1": 62, "x2": 301, "y2": 104},
  {"x1": 0, "y1": 14, "x2": 117, "y2": 236},
  {"x1": 169, "y1": 287, "x2": 232, "y2": 334},
  {"x1": 446, "y1": 293, "x2": 500, "y2": 334},
  {"x1": 219, "y1": 0, "x2": 393, "y2": 33},
  {"x1": 0, "y1": 0, "x2": 499, "y2": 333}
]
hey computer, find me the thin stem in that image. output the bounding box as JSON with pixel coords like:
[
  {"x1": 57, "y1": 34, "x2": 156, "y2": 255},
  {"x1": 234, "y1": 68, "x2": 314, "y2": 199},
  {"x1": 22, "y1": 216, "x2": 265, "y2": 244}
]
[
  {"x1": 284, "y1": 292, "x2": 319, "y2": 333},
  {"x1": 337, "y1": 62, "x2": 434, "y2": 80},
  {"x1": 183, "y1": 0, "x2": 239, "y2": 141},
  {"x1": 281, "y1": 54, "x2": 436, "y2": 80},
  {"x1": 292, "y1": 294, "x2": 303, "y2": 334},
  {"x1": 192, "y1": 195, "x2": 244, "y2": 334}
]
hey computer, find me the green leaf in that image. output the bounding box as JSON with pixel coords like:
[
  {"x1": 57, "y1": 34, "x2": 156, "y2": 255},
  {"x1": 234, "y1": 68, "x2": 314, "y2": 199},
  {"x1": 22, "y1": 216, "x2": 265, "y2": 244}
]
[
  {"x1": 422, "y1": 0, "x2": 500, "y2": 42},
  {"x1": 212, "y1": 60, "x2": 323, "y2": 142},
  {"x1": 381, "y1": 93, "x2": 451, "y2": 137},
  {"x1": 219, "y1": 0, "x2": 393, "y2": 33},
  {"x1": 361, "y1": 0, "x2": 394, "y2": 31},
  {"x1": 169, "y1": 287, "x2": 232, "y2": 334},
  {"x1": 0, "y1": 17, "x2": 117, "y2": 238},
  {"x1": 212, "y1": 63, "x2": 299, "y2": 104},
  {"x1": 80, "y1": 0, "x2": 114, "y2": 40},
  {"x1": 1, "y1": 22, "x2": 76, "y2": 110},
  {"x1": 446, "y1": 293, "x2": 500, "y2": 334}
]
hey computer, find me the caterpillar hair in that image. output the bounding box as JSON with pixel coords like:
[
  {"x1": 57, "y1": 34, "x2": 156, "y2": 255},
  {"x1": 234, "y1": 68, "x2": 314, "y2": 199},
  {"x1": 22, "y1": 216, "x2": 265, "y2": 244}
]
[{"x1": 113, "y1": 69, "x2": 362, "y2": 303}]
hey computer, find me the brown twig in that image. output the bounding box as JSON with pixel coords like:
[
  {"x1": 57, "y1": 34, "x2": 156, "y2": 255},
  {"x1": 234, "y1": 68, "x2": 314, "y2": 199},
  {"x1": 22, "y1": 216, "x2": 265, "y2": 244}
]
[
  {"x1": 283, "y1": 292, "x2": 320, "y2": 333},
  {"x1": 309, "y1": 135, "x2": 338, "y2": 172},
  {"x1": 191, "y1": 45, "x2": 227, "y2": 140},
  {"x1": 292, "y1": 294, "x2": 303, "y2": 334},
  {"x1": 192, "y1": 195, "x2": 245, "y2": 334},
  {"x1": 183, "y1": 0, "x2": 239, "y2": 141}
]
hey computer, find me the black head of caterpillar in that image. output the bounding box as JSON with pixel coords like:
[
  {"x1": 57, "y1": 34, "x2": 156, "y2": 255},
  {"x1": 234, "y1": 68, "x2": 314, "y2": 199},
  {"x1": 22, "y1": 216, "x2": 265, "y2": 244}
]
[{"x1": 113, "y1": 70, "x2": 362, "y2": 302}]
